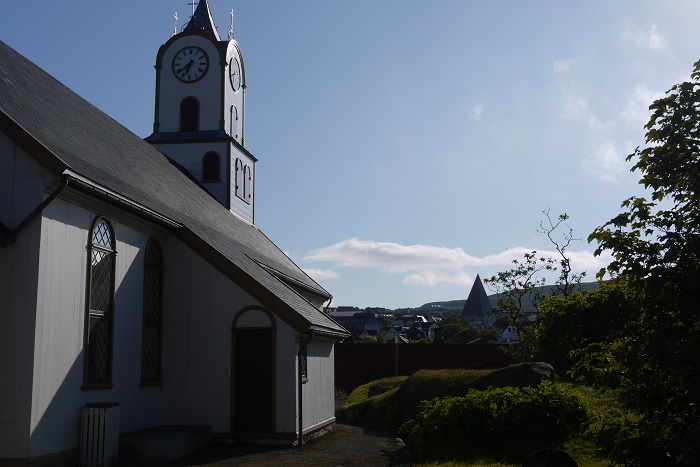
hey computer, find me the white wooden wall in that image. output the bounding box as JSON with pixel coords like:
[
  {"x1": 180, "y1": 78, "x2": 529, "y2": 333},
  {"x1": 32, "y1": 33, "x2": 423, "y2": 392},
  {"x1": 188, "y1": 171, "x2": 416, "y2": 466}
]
[
  {"x1": 229, "y1": 145, "x2": 254, "y2": 223},
  {"x1": 160, "y1": 239, "x2": 301, "y2": 434},
  {"x1": 0, "y1": 132, "x2": 55, "y2": 459},
  {"x1": 300, "y1": 339, "x2": 337, "y2": 431},
  {"x1": 151, "y1": 141, "x2": 229, "y2": 206},
  {"x1": 28, "y1": 197, "x2": 169, "y2": 457}
]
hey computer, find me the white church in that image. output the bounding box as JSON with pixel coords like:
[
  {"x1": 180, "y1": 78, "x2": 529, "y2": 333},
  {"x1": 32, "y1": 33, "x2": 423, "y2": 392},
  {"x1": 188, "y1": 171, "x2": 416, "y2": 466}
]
[{"x1": 0, "y1": 1, "x2": 349, "y2": 464}]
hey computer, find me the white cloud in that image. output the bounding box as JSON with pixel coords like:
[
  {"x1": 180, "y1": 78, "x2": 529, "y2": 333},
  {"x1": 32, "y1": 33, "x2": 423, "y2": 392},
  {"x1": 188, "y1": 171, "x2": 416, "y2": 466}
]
[
  {"x1": 304, "y1": 268, "x2": 339, "y2": 280},
  {"x1": 588, "y1": 116, "x2": 614, "y2": 133},
  {"x1": 403, "y1": 270, "x2": 473, "y2": 287},
  {"x1": 581, "y1": 142, "x2": 631, "y2": 183},
  {"x1": 621, "y1": 84, "x2": 664, "y2": 128},
  {"x1": 628, "y1": 24, "x2": 667, "y2": 51},
  {"x1": 563, "y1": 95, "x2": 588, "y2": 119},
  {"x1": 552, "y1": 58, "x2": 576, "y2": 74},
  {"x1": 304, "y1": 238, "x2": 610, "y2": 288},
  {"x1": 470, "y1": 104, "x2": 483, "y2": 120}
]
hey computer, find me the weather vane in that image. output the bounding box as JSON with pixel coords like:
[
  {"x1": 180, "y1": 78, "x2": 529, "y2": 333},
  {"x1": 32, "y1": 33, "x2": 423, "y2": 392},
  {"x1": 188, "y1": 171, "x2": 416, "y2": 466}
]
[
  {"x1": 173, "y1": 12, "x2": 179, "y2": 36},
  {"x1": 229, "y1": 9, "x2": 235, "y2": 40}
]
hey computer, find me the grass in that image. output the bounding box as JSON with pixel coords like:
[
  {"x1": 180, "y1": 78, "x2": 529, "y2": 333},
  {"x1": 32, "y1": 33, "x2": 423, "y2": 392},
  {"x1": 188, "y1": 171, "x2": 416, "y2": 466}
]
[
  {"x1": 338, "y1": 369, "x2": 620, "y2": 467},
  {"x1": 337, "y1": 369, "x2": 492, "y2": 432}
]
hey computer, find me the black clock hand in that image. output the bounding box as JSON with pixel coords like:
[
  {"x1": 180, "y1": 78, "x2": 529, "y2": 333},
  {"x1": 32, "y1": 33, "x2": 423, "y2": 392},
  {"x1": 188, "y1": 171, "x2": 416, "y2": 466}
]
[{"x1": 177, "y1": 60, "x2": 194, "y2": 75}]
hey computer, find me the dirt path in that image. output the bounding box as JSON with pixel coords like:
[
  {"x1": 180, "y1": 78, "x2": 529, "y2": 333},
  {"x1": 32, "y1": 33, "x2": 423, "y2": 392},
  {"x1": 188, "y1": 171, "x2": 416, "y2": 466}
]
[{"x1": 166, "y1": 424, "x2": 413, "y2": 466}]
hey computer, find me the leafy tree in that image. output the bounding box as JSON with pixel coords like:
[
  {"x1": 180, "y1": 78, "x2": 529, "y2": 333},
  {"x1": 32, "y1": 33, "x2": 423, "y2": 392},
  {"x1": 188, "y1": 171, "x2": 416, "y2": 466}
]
[
  {"x1": 453, "y1": 327, "x2": 480, "y2": 344},
  {"x1": 587, "y1": 60, "x2": 700, "y2": 465},
  {"x1": 485, "y1": 210, "x2": 586, "y2": 342},
  {"x1": 441, "y1": 323, "x2": 468, "y2": 342},
  {"x1": 516, "y1": 278, "x2": 637, "y2": 374},
  {"x1": 484, "y1": 251, "x2": 555, "y2": 339},
  {"x1": 538, "y1": 208, "x2": 587, "y2": 296}
]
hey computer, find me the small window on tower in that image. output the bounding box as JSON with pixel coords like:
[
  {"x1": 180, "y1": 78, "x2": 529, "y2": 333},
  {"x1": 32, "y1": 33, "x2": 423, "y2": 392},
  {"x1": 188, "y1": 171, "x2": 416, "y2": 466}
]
[
  {"x1": 230, "y1": 105, "x2": 238, "y2": 139},
  {"x1": 180, "y1": 97, "x2": 199, "y2": 132},
  {"x1": 235, "y1": 158, "x2": 244, "y2": 198},
  {"x1": 202, "y1": 152, "x2": 221, "y2": 182},
  {"x1": 243, "y1": 165, "x2": 251, "y2": 203}
]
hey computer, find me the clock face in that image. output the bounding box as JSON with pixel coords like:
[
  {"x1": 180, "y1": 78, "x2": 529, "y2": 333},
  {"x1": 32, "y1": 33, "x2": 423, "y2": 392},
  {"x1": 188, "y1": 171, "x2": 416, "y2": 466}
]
[
  {"x1": 229, "y1": 57, "x2": 241, "y2": 91},
  {"x1": 172, "y1": 46, "x2": 209, "y2": 83}
]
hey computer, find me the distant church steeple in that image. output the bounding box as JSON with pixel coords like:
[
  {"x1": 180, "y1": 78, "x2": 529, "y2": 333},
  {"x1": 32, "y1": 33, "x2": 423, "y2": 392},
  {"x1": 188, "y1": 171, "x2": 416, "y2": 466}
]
[{"x1": 461, "y1": 274, "x2": 492, "y2": 319}]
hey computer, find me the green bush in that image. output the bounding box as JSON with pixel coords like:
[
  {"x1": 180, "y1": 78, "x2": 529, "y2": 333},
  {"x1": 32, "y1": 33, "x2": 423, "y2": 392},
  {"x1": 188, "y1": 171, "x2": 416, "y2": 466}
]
[{"x1": 399, "y1": 381, "x2": 589, "y2": 459}]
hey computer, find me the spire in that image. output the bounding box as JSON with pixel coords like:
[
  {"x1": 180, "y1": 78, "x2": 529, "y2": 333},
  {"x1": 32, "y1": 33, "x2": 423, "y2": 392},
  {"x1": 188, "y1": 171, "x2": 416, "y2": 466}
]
[
  {"x1": 182, "y1": 0, "x2": 221, "y2": 41},
  {"x1": 461, "y1": 274, "x2": 492, "y2": 319}
]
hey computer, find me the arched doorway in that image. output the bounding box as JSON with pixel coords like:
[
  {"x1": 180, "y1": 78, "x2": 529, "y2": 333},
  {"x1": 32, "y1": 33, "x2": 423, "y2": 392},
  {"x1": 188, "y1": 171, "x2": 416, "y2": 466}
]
[{"x1": 231, "y1": 308, "x2": 275, "y2": 433}]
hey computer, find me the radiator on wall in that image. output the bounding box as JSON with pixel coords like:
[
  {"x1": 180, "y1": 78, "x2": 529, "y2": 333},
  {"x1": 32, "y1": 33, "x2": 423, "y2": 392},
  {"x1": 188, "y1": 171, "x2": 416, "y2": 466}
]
[{"x1": 80, "y1": 402, "x2": 120, "y2": 467}]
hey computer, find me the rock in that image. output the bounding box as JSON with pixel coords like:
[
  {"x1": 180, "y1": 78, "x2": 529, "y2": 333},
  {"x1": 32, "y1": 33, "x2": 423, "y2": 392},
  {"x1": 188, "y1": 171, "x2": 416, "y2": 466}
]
[
  {"x1": 367, "y1": 379, "x2": 402, "y2": 397},
  {"x1": 523, "y1": 448, "x2": 577, "y2": 467},
  {"x1": 471, "y1": 362, "x2": 555, "y2": 390}
]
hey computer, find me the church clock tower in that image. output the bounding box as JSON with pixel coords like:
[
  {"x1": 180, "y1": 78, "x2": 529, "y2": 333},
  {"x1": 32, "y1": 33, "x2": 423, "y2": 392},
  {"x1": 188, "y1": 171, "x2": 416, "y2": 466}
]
[{"x1": 146, "y1": 0, "x2": 256, "y2": 224}]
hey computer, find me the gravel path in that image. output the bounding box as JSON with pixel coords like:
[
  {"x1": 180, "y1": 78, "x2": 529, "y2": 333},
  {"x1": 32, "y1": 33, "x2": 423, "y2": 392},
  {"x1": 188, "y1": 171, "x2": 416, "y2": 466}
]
[{"x1": 161, "y1": 423, "x2": 413, "y2": 466}]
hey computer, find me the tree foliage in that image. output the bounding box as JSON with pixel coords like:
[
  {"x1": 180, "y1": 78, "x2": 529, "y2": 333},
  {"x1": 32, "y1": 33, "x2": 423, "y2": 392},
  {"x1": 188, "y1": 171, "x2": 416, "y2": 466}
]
[
  {"x1": 399, "y1": 382, "x2": 589, "y2": 460},
  {"x1": 485, "y1": 210, "x2": 586, "y2": 342},
  {"x1": 516, "y1": 278, "x2": 637, "y2": 375},
  {"x1": 584, "y1": 59, "x2": 700, "y2": 465},
  {"x1": 538, "y1": 208, "x2": 587, "y2": 296},
  {"x1": 485, "y1": 251, "x2": 555, "y2": 339}
]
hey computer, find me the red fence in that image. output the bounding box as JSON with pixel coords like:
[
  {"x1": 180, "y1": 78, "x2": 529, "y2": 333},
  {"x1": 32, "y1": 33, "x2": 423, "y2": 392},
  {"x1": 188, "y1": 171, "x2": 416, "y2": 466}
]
[{"x1": 334, "y1": 341, "x2": 514, "y2": 392}]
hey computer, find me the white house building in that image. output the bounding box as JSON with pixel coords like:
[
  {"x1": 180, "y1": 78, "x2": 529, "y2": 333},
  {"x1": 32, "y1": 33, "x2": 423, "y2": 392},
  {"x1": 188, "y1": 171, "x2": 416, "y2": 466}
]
[{"x1": 0, "y1": 2, "x2": 349, "y2": 465}]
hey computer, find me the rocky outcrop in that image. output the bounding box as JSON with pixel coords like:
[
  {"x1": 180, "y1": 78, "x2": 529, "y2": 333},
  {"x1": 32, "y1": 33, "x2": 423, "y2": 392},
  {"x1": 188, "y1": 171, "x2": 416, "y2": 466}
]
[{"x1": 470, "y1": 362, "x2": 555, "y2": 390}]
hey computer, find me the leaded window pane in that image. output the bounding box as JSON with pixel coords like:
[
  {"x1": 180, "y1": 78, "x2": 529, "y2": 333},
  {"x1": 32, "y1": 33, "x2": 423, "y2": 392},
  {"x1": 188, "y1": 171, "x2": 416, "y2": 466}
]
[
  {"x1": 84, "y1": 217, "x2": 115, "y2": 387},
  {"x1": 87, "y1": 315, "x2": 110, "y2": 384}
]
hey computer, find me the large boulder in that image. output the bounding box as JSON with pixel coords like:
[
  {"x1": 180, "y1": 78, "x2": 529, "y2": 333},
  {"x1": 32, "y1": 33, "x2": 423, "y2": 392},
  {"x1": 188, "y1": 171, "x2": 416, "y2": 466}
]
[{"x1": 470, "y1": 362, "x2": 555, "y2": 390}]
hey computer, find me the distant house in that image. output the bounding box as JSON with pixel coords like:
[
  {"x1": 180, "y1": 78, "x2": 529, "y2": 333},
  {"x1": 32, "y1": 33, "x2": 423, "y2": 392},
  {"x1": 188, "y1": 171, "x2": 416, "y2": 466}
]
[
  {"x1": 381, "y1": 327, "x2": 409, "y2": 344},
  {"x1": 405, "y1": 324, "x2": 427, "y2": 343},
  {"x1": 500, "y1": 326, "x2": 520, "y2": 343},
  {"x1": 331, "y1": 312, "x2": 380, "y2": 342}
]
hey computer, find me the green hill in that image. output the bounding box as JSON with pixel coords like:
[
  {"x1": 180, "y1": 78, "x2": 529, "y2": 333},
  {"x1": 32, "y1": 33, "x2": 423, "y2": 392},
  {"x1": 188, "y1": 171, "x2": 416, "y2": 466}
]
[{"x1": 419, "y1": 282, "x2": 598, "y2": 314}]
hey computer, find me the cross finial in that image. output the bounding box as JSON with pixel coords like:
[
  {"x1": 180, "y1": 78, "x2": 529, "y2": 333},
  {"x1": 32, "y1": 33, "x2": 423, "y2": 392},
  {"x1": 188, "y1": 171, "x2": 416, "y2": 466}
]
[
  {"x1": 229, "y1": 9, "x2": 235, "y2": 40},
  {"x1": 173, "y1": 12, "x2": 179, "y2": 36},
  {"x1": 188, "y1": 1, "x2": 197, "y2": 18}
]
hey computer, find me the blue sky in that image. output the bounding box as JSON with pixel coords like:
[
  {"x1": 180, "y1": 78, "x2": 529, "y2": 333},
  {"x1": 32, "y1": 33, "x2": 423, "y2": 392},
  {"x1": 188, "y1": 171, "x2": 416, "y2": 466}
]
[{"x1": 3, "y1": 1, "x2": 700, "y2": 308}]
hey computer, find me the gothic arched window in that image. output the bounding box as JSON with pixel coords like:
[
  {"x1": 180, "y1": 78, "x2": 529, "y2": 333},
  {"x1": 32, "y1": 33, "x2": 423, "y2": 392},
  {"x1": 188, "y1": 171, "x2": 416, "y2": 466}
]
[
  {"x1": 83, "y1": 216, "x2": 116, "y2": 388},
  {"x1": 141, "y1": 238, "x2": 164, "y2": 385},
  {"x1": 243, "y1": 165, "x2": 251, "y2": 203},
  {"x1": 180, "y1": 97, "x2": 199, "y2": 132},
  {"x1": 235, "y1": 158, "x2": 244, "y2": 199},
  {"x1": 230, "y1": 105, "x2": 238, "y2": 139},
  {"x1": 202, "y1": 152, "x2": 221, "y2": 182}
]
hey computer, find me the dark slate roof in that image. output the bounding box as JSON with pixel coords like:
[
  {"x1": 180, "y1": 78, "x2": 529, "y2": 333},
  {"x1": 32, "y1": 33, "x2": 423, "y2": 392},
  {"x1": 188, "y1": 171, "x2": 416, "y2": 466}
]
[
  {"x1": 183, "y1": 0, "x2": 221, "y2": 40},
  {"x1": 0, "y1": 221, "x2": 13, "y2": 244},
  {"x1": 0, "y1": 40, "x2": 348, "y2": 339},
  {"x1": 461, "y1": 274, "x2": 492, "y2": 319}
]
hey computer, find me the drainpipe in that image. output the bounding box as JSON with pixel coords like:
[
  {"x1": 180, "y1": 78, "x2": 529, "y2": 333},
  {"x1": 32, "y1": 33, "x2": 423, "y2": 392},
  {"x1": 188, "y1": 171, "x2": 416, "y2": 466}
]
[
  {"x1": 298, "y1": 329, "x2": 314, "y2": 448},
  {"x1": 4, "y1": 175, "x2": 69, "y2": 244}
]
